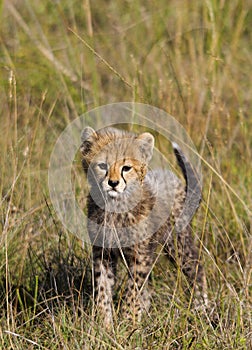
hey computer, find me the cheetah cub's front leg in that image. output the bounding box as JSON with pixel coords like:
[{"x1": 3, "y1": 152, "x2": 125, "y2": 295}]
[
  {"x1": 92, "y1": 247, "x2": 117, "y2": 328},
  {"x1": 121, "y1": 245, "x2": 154, "y2": 323}
]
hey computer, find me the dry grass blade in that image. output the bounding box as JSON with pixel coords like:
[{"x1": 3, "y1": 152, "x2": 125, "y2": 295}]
[{"x1": 6, "y1": 2, "x2": 90, "y2": 91}]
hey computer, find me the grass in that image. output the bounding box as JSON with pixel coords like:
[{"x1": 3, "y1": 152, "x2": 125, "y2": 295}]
[{"x1": 0, "y1": 0, "x2": 252, "y2": 348}]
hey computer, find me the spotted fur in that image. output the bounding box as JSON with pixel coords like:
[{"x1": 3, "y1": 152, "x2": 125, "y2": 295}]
[{"x1": 81, "y1": 126, "x2": 207, "y2": 327}]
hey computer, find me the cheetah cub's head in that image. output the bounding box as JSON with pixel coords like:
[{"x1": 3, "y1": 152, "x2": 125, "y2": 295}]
[{"x1": 80, "y1": 127, "x2": 154, "y2": 200}]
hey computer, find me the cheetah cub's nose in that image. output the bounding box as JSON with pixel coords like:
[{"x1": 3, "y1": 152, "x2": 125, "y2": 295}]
[{"x1": 108, "y1": 180, "x2": 119, "y2": 188}]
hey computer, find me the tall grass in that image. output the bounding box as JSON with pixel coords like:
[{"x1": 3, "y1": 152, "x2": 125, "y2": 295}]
[{"x1": 0, "y1": 0, "x2": 251, "y2": 348}]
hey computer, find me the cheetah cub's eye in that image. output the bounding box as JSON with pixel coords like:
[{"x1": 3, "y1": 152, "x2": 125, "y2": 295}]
[
  {"x1": 98, "y1": 163, "x2": 108, "y2": 171},
  {"x1": 122, "y1": 165, "x2": 132, "y2": 172}
]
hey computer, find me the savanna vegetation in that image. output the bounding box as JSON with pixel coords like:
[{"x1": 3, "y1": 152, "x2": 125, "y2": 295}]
[{"x1": 0, "y1": 0, "x2": 251, "y2": 348}]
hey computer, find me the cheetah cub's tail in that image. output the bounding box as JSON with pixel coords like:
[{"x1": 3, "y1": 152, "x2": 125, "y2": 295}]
[{"x1": 172, "y1": 142, "x2": 201, "y2": 210}]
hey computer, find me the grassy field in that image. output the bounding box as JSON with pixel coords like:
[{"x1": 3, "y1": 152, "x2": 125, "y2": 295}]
[{"x1": 0, "y1": 0, "x2": 252, "y2": 348}]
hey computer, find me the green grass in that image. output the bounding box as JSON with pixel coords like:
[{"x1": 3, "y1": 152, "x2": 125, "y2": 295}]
[{"x1": 0, "y1": 0, "x2": 252, "y2": 348}]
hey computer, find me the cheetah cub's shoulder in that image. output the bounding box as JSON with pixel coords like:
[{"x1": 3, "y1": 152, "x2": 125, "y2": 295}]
[{"x1": 81, "y1": 126, "x2": 207, "y2": 327}]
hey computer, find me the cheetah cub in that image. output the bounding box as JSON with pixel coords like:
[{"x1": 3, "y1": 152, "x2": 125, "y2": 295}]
[{"x1": 81, "y1": 126, "x2": 207, "y2": 327}]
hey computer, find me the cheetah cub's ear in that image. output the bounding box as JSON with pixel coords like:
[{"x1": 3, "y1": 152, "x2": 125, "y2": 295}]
[
  {"x1": 81, "y1": 126, "x2": 97, "y2": 143},
  {"x1": 80, "y1": 127, "x2": 97, "y2": 156},
  {"x1": 136, "y1": 132, "x2": 155, "y2": 163}
]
